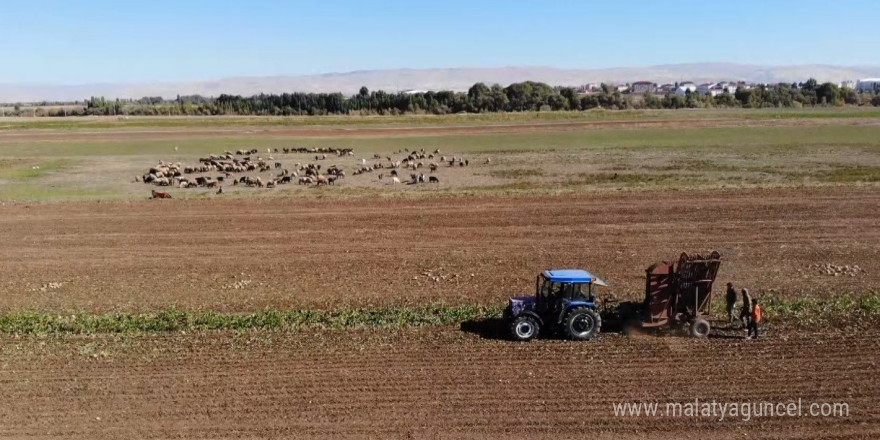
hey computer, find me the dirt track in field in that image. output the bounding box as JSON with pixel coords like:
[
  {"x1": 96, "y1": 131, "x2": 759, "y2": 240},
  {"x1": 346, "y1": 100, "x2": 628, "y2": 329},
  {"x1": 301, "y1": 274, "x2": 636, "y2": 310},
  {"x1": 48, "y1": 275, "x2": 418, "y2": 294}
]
[
  {"x1": 0, "y1": 186, "x2": 878, "y2": 312},
  {"x1": 0, "y1": 328, "x2": 877, "y2": 439},
  {"x1": 2, "y1": 116, "x2": 880, "y2": 142}
]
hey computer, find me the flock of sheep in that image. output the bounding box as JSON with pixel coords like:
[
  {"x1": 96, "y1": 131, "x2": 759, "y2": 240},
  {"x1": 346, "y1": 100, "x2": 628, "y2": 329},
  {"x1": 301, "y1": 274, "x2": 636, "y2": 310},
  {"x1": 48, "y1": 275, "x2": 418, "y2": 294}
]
[
  {"x1": 140, "y1": 146, "x2": 480, "y2": 197},
  {"x1": 351, "y1": 149, "x2": 474, "y2": 184}
]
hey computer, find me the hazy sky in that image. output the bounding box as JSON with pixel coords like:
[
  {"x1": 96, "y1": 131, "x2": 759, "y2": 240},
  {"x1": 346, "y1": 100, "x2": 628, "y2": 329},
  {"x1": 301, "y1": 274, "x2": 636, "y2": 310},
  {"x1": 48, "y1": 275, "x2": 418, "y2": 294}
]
[{"x1": 2, "y1": 0, "x2": 876, "y2": 84}]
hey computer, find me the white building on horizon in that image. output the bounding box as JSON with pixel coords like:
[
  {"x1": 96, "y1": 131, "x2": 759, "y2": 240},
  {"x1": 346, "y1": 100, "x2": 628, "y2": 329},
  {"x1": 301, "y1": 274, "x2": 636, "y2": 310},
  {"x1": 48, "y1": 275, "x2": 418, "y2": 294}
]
[
  {"x1": 675, "y1": 82, "x2": 697, "y2": 96},
  {"x1": 856, "y1": 78, "x2": 880, "y2": 93}
]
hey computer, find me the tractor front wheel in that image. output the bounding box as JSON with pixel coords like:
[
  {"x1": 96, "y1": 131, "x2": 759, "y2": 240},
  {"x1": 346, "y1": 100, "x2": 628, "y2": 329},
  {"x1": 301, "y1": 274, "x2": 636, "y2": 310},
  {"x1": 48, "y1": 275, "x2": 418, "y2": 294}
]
[
  {"x1": 564, "y1": 307, "x2": 601, "y2": 341},
  {"x1": 509, "y1": 315, "x2": 540, "y2": 341}
]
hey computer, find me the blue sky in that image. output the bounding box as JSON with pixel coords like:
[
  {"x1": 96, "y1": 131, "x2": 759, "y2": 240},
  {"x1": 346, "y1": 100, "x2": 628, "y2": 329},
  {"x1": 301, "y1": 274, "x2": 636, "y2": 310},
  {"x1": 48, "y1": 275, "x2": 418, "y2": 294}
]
[{"x1": 1, "y1": 0, "x2": 876, "y2": 84}]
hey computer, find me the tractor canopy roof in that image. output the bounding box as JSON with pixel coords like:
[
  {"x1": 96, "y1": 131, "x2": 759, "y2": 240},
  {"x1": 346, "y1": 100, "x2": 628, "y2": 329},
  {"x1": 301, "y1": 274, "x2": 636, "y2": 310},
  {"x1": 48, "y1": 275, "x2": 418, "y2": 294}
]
[{"x1": 542, "y1": 269, "x2": 607, "y2": 286}]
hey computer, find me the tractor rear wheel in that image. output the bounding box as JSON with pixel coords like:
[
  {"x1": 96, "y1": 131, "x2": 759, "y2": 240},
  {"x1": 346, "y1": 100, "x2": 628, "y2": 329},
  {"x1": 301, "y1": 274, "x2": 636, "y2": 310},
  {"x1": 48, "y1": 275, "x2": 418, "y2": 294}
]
[
  {"x1": 690, "y1": 318, "x2": 711, "y2": 338},
  {"x1": 509, "y1": 315, "x2": 540, "y2": 341},
  {"x1": 564, "y1": 307, "x2": 601, "y2": 341}
]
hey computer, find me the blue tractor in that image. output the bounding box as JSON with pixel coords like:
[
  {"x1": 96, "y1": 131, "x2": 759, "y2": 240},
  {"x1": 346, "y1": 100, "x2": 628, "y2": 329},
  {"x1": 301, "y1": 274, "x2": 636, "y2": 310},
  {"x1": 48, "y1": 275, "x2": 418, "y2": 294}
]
[{"x1": 504, "y1": 269, "x2": 606, "y2": 341}]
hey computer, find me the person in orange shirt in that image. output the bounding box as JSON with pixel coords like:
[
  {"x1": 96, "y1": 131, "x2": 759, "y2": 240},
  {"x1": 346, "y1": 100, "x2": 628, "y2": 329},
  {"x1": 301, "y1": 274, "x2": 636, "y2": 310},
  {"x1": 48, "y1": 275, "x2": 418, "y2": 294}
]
[{"x1": 747, "y1": 298, "x2": 762, "y2": 339}]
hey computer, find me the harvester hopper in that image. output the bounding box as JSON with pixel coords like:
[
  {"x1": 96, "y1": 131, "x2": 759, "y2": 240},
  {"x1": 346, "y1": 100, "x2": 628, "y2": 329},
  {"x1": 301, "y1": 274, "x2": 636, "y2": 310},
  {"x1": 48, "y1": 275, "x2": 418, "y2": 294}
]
[{"x1": 620, "y1": 251, "x2": 722, "y2": 337}]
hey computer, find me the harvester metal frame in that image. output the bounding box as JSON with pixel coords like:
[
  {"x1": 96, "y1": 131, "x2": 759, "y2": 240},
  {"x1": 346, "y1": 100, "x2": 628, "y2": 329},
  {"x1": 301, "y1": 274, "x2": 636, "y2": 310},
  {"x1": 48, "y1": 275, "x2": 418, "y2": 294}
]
[{"x1": 629, "y1": 251, "x2": 722, "y2": 337}]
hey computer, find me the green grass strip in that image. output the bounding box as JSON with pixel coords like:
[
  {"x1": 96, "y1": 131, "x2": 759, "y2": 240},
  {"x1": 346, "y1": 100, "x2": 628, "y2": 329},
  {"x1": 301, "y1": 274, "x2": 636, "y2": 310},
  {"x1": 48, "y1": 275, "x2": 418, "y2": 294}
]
[
  {"x1": 0, "y1": 294, "x2": 877, "y2": 335},
  {"x1": 0, "y1": 305, "x2": 503, "y2": 335}
]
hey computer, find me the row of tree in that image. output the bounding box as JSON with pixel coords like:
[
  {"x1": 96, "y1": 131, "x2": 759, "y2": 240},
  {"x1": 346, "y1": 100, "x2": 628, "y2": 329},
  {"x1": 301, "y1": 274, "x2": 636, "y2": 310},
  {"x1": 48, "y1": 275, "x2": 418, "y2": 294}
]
[{"x1": 12, "y1": 79, "x2": 880, "y2": 117}]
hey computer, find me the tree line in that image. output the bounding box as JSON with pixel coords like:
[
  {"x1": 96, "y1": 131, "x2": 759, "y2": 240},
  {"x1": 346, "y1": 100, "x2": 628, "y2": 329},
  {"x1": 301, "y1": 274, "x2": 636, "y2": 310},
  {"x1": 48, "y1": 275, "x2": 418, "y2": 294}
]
[{"x1": 10, "y1": 79, "x2": 880, "y2": 117}]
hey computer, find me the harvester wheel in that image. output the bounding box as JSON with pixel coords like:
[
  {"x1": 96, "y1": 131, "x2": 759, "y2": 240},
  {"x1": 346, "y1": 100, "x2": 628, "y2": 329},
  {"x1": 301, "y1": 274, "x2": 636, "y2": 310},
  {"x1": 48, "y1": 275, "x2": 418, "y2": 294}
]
[
  {"x1": 564, "y1": 307, "x2": 601, "y2": 341},
  {"x1": 509, "y1": 315, "x2": 540, "y2": 341},
  {"x1": 690, "y1": 318, "x2": 711, "y2": 338}
]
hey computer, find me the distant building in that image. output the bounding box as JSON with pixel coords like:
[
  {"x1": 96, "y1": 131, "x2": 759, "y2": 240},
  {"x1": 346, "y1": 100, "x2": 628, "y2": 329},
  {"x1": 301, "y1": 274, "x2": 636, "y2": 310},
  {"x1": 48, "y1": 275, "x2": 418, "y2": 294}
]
[
  {"x1": 657, "y1": 83, "x2": 676, "y2": 94},
  {"x1": 576, "y1": 83, "x2": 602, "y2": 94},
  {"x1": 615, "y1": 84, "x2": 629, "y2": 93},
  {"x1": 630, "y1": 81, "x2": 654, "y2": 94},
  {"x1": 675, "y1": 82, "x2": 697, "y2": 96},
  {"x1": 696, "y1": 82, "x2": 716, "y2": 95},
  {"x1": 702, "y1": 81, "x2": 738, "y2": 96},
  {"x1": 856, "y1": 78, "x2": 880, "y2": 93},
  {"x1": 840, "y1": 80, "x2": 856, "y2": 89}
]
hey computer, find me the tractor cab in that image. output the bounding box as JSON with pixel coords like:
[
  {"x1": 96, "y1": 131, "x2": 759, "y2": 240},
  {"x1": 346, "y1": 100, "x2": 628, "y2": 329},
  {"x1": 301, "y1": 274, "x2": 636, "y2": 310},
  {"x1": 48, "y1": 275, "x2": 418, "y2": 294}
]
[
  {"x1": 535, "y1": 269, "x2": 605, "y2": 311},
  {"x1": 506, "y1": 269, "x2": 606, "y2": 341}
]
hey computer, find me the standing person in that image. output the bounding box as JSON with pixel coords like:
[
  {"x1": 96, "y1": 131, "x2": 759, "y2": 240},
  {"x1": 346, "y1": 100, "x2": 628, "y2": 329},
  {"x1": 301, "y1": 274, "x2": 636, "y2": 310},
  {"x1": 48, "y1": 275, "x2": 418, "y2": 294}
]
[
  {"x1": 739, "y1": 288, "x2": 752, "y2": 328},
  {"x1": 747, "y1": 299, "x2": 762, "y2": 339},
  {"x1": 725, "y1": 282, "x2": 738, "y2": 324}
]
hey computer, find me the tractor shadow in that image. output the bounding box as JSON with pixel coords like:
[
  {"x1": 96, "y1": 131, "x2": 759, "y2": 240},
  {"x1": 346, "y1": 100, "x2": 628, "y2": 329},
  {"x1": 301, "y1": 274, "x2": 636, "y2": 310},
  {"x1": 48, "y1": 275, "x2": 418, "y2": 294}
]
[
  {"x1": 459, "y1": 318, "x2": 509, "y2": 340},
  {"x1": 460, "y1": 316, "x2": 643, "y2": 340},
  {"x1": 459, "y1": 317, "x2": 751, "y2": 341}
]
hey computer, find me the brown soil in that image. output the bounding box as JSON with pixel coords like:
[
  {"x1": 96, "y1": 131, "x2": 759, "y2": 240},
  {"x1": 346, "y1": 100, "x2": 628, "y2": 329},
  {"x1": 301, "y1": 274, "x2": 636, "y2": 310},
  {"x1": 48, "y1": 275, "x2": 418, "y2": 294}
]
[
  {"x1": 0, "y1": 187, "x2": 877, "y2": 312},
  {"x1": 2, "y1": 116, "x2": 879, "y2": 142},
  {"x1": 0, "y1": 327, "x2": 877, "y2": 439}
]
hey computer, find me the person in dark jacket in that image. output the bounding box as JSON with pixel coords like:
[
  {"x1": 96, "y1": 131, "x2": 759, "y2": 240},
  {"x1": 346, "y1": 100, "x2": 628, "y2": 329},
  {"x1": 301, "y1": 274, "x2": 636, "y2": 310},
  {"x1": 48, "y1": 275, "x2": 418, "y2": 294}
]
[
  {"x1": 725, "y1": 282, "x2": 738, "y2": 323},
  {"x1": 739, "y1": 288, "x2": 752, "y2": 328}
]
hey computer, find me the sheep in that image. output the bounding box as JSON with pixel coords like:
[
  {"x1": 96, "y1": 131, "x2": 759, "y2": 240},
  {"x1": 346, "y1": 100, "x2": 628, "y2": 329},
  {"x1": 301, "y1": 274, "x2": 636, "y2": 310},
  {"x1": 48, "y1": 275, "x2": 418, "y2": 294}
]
[
  {"x1": 484, "y1": 157, "x2": 491, "y2": 165},
  {"x1": 429, "y1": 163, "x2": 438, "y2": 172},
  {"x1": 151, "y1": 190, "x2": 172, "y2": 199},
  {"x1": 429, "y1": 176, "x2": 440, "y2": 183},
  {"x1": 391, "y1": 177, "x2": 401, "y2": 184}
]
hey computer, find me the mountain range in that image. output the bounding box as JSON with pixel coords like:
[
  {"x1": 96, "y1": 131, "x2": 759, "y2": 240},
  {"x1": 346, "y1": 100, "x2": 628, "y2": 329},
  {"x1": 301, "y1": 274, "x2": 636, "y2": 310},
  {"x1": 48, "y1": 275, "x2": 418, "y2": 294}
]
[{"x1": 2, "y1": 63, "x2": 879, "y2": 103}]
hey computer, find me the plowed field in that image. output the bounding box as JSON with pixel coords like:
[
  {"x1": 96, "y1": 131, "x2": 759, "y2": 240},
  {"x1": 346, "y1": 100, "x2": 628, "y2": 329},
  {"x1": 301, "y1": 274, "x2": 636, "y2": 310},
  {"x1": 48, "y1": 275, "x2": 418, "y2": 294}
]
[
  {"x1": 0, "y1": 186, "x2": 878, "y2": 312},
  {"x1": 1, "y1": 328, "x2": 877, "y2": 439}
]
